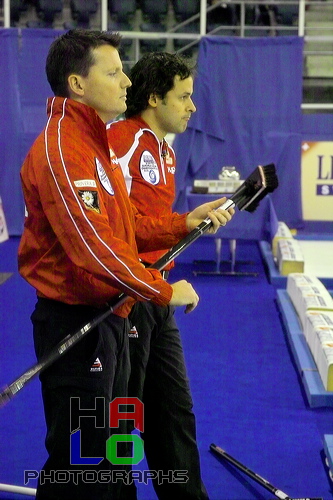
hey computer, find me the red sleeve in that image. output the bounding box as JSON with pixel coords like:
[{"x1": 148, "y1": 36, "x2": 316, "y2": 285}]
[
  {"x1": 19, "y1": 104, "x2": 174, "y2": 309},
  {"x1": 131, "y1": 202, "x2": 189, "y2": 255}
]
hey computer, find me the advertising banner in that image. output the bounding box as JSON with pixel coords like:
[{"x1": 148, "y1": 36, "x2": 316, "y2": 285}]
[{"x1": 301, "y1": 141, "x2": 333, "y2": 221}]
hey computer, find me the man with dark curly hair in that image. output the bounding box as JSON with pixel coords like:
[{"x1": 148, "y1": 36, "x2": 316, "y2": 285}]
[{"x1": 107, "y1": 52, "x2": 211, "y2": 500}]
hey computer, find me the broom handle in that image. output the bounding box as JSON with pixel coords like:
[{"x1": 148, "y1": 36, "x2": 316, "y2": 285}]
[
  {"x1": 0, "y1": 198, "x2": 235, "y2": 407},
  {"x1": 210, "y1": 444, "x2": 323, "y2": 500},
  {"x1": 151, "y1": 198, "x2": 235, "y2": 270},
  {"x1": 210, "y1": 444, "x2": 292, "y2": 499}
]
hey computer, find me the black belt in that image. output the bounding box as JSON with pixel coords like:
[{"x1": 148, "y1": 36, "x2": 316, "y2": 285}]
[{"x1": 141, "y1": 262, "x2": 169, "y2": 281}]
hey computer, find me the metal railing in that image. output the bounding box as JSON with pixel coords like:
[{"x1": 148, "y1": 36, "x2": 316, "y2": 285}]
[{"x1": 1, "y1": 0, "x2": 333, "y2": 110}]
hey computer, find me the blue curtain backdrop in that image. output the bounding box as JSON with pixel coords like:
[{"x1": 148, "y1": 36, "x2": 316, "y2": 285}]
[
  {"x1": 18, "y1": 29, "x2": 63, "y2": 167},
  {"x1": 1, "y1": 31, "x2": 332, "y2": 235},
  {"x1": 173, "y1": 36, "x2": 305, "y2": 228},
  {"x1": 0, "y1": 29, "x2": 23, "y2": 236},
  {"x1": 0, "y1": 28, "x2": 60, "y2": 236}
]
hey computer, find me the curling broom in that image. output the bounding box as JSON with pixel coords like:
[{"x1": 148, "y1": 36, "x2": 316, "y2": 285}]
[
  {"x1": 152, "y1": 163, "x2": 278, "y2": 269},
  {"x1": 0, "y1": 163, "x2": 278, "y2": 408},
  {"x1": 210, "y1": 444, "x2": 323, "y2": 500}
]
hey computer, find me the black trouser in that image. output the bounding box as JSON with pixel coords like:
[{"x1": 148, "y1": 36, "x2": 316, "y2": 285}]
[
  {"x1": 124, "y1": 301, "x2": 209, "y2": 500},
  {"x1": 32, "y1": 298, "x2": 130, "y2": 500}
]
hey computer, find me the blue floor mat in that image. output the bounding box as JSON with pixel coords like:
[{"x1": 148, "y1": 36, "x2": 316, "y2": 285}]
[{"x1": 1, "y1": 238, "x2": 333, "y2": 499}]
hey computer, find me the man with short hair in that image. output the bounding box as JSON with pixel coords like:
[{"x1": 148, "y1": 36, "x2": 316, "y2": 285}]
[{"x1": 19, "y1": 32, "x2": 233, "y2": 500}]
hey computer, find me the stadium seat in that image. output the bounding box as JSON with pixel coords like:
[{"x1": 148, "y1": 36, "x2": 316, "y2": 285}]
[
  {"x1": 139, "y1": 0, "x2": 168, "y2": 53},
  {"x1": 207, "y1": 1, "x2": 239, "y2": 36},
  {"x1": 70, "y1": 0, "x2": 98, "y2": 28},
  {"x1": 34, "y1": 0, "x2": 63, "y2": 27},
  {"x1": 242, "y1": 3, "x2": 278, "y2": 37},
  {"x1": 173, "y1": 23, "x2": 199, "y2": 56},
  {"x1": 170, "y1": 0, "x2": 200, "y2": 55},
  {"x1": 140, "y1": 0, "x2": 168, "y2": 23},
  {"x1": 171, "y1": 0, "x2": 200, "y2": 22},
  {"x1": 276, "y1": 3, "x2": 299, "y2": 34},
  {"x1": 9, "y1": 0, "x2": 27, "y2": 26},
  {"x1": 108, "y1": 0, "x2": 136, "y2": 51},
  {"x1": 246, "y1": 4, "x2": 278, "y2": 27},
  {"x1": 108, "y1": 0, "x2": 137, "y2": 22},
  {"x1": 207, "y1": 3, "x2": 238, "y2": 27},
  {"x1": 108, "y1": 20, "x2": 133, "y2": 53},
  {"x1": 277, "y1": 4, "x2": 299, "y2": 25},
  {"x1": 139, "y1": 22, "x2": 167, "y2": 53}
]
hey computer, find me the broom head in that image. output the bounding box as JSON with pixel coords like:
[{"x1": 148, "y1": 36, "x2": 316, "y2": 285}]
[{"x1": 232, "y1": 163, "x2": 278, "y2": 213}]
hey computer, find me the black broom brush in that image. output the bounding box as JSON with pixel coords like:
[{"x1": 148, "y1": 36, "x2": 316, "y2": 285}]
[{"x1": 0, "y1": 163, "x2": 278, "y2": 407}]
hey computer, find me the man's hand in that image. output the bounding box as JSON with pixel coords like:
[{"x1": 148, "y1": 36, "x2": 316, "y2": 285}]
[
  {"x1": 186, "y1": 197, "x2": 235, "y2": 234},
  {"x1": 170, "y1": 280, "x2": 199, "y2": 314}
]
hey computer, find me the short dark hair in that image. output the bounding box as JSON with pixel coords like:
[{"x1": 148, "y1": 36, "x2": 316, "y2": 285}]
[
  {"x1": 46, "y1": 29, "x2": 122, "y2": 97},
  {"x1": 125, "y1": 52, "x2": 195, "y2": 118}
]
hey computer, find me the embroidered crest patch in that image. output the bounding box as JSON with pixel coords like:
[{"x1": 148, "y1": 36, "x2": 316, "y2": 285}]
[
  {"x1": 140, "y1": 150, "x2": 160, "y2": 185},
  {"x1": 96, "y1": 157, "x2": 114, "y2": 195},
  {"x1": 79, "y1": 190, "x2": 100, "y2": 213}
]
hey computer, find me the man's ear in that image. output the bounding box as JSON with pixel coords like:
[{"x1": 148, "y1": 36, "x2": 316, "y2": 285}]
[
  {"x1": 67, "y1": 74, "x2": 85, "y2": 97},
  {"x1": 148, "y1": 93, "x2": 158, "y2": 108}
]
